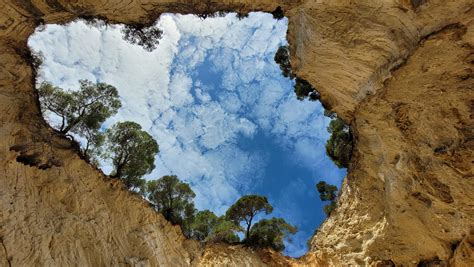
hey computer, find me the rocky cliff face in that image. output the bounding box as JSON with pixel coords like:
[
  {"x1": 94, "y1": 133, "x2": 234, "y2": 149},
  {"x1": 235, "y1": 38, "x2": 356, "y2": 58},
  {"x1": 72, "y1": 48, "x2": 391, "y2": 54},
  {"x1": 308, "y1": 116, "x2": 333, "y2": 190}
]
[{"x1": 0, "y1": 0, "x2": 472, "y2": 266}]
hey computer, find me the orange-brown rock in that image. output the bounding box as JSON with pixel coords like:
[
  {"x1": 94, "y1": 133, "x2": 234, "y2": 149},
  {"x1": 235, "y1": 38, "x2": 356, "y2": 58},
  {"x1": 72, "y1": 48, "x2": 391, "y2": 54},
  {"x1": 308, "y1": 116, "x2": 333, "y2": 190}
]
[{"x1": 0, "y1": 0, "x2": 472, "y2": 266}]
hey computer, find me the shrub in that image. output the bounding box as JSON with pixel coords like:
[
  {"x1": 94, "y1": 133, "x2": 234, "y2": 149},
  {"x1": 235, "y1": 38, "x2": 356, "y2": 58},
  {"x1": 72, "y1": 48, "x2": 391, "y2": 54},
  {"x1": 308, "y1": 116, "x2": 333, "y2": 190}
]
[
  {"x1": 325, "y1": 117, "x2": 353, "y2": 168},
  {"x1": 274, "y1": 46, "x2": 293, "y2": 78},
  {"x1": 271, "y1": 6, "x2": 285, "y2": 20},
  {"x1": 294, "y1": 78, "x2": 320, "y2": 101},
  {"x1": 247, "y1": 217, "x2": 296, "y2": 252},
  {"x1": 316, "y1": 181, "x2": 338, "y2": 217}
]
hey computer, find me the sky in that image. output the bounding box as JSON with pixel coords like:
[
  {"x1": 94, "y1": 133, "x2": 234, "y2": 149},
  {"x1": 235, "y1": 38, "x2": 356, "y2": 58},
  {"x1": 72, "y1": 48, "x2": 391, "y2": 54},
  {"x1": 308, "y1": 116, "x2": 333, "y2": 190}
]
[{"x1": 28, "y1": 13, "x2": 347, "y2": 257}]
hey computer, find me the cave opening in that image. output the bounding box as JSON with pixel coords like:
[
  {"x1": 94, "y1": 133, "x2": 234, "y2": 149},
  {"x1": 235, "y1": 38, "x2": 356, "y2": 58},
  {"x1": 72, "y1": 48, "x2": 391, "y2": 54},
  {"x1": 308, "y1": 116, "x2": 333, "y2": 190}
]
[{"x1": 28, "y1": 12, "x2": 347, "y2": 257}]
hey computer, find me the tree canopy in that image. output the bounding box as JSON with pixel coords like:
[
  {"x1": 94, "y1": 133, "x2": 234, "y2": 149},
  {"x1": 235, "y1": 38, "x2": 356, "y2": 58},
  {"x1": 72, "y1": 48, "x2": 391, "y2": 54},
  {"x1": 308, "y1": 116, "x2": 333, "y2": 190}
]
[
  {"x1": 274, "y1": 46, "x2": 293, "y2": 78},
  {"x1": 189, "y1": 210, "x2": 219, "y2": 241},
  {"x1": 145, "y1": 175, "x2": 196, "y2": 237},
  {"x1": 121, "y1": 24, "x2": 163, "y2": 52},
  {"x1": 37, "y1": 80, "x2": 121, "y2": 160},
  {"x1": 206, "y1": 217, "x2": 242, "y2": 244},
  {"x1": 102, "y1": 121, "x2": 159, "y2": 189},
  {"x1": 316, "y1": 181, "x2": 338, "y2": 216},
  {"x1": 247, "y1": 217, "x2": 297, "y2": 252},
  {"x1": 316, "y1": 181, "x2": 338, "y2": 202},
  {"x1": 294, "y1": 78, "x2": 320, "y2": 101},
  {"x1": 325, "y1": 117, "x2": 353, "y2": 168},
  {"x1": 225, "y1": 195, "x2": 273, "y2": 241}
]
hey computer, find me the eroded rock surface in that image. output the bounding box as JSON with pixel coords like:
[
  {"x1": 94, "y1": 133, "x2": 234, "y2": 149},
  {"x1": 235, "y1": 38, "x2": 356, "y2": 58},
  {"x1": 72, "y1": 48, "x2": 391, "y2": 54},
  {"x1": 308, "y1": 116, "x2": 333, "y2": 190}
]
[{"x1": 0, "y1": 0, "x2": 472, "y2": 266}]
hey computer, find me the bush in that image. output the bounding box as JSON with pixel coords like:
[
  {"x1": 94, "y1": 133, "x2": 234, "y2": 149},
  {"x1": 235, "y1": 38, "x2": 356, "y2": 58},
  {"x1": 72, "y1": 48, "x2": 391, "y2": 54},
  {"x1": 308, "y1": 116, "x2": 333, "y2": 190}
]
[
  {"x1": 274, "y1": 46, "x2": 293, "y2": 78},
  {"x1": 325, "y1": 117, "x2": 353, "y2": 168},
  {"x1": 247, "y1": 217, "x2": 296, "y2": 252},
  {"x1": 316, "y1": 181, "x2": 338, "y2": 217},
  {"x1": 205, "y1": 218, "x2": 242, "y2": 244},
  {"x1": 323, "y1": 201, "x2": 337, "y2": 217},
  {"x1": 271, "y1": 6, "x2": 285, "y2": 20},
  {"x1": 294, "y1": 78, "x2": 320, "y2": 101}
]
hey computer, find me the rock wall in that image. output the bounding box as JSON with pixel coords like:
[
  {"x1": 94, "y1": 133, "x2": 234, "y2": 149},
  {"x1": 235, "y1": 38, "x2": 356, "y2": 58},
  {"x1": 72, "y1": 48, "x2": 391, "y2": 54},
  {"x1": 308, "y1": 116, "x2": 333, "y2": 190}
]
[{"x1": 0, "y1": 0, "x2": 472, "y2": 266}]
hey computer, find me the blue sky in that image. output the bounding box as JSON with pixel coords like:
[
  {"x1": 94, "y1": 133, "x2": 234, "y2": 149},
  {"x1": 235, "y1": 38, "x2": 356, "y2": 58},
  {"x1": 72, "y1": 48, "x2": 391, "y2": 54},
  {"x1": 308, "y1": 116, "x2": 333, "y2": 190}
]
[{"x1": 28, "y1": 13, "x2": 346, "y2": 257}]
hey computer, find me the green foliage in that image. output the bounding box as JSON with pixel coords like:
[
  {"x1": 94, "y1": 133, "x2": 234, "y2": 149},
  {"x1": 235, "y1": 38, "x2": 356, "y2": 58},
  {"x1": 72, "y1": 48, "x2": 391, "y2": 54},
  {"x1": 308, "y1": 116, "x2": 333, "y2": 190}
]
[
  {"x1": 247, "y1": 217, "x2": 296, "y2": 252},
  {"x1": 205, "y1": 217, "x2": 242, "y2": 244},
  {"x1": 30, "y1": 50, "x2": 44, "y2": 70},
  {"x1": 190, "y1": 210, "x2": 219, "y2": 241},
  {"x1": 316, "y1": 181, "x2": 338, "y2": 217},
  {"x1": 225, "y1": 195, "x2": 273, "y2": 241},
  {"x1": 274, "y1": 46, "x2": 293, "y2": 78},
  {"x1": 323, "y1": 201, "x2": 337, "y2": 217},
  {"x1": 145, "y1": 175, "x2": 196, "y2": 237},
  {"x1": 121, "y1": 24, "x2": 163, "y2": 52},
  {"x1": 316, "y1": 181, "x2": 337, "y2": 201},
  {"x1": 274, "y1": 46, "x2": 321, "y2": 101},
  {"x1": 37, "y1": 80, "x2": 121, "y2": 160},
  {"x1": 271, "y1": 6, "x2": 285, "y2": 20},
  {"x1": 189, "y1": 210, "x2": 242, "y2": 244},
  {"x1": 236, "y1": 12, "x2": 249, "y2": 20},
  {"x1": 294, "y1": 78, "x2": 320, "y2": 101},
  {"x1": 325, "y1": 117, "x2": 353, "y2": 168},
  {"x1": 103, "y1": 121, "x2": 159, "y2": 189}
]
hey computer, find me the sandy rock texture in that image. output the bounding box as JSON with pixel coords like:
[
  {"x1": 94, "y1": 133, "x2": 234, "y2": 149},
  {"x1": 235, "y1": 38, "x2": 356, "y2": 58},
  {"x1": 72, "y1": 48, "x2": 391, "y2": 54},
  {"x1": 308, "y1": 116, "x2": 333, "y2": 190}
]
[{"x1": 0, "y1": 0, "x2": 472, "y2": 266}]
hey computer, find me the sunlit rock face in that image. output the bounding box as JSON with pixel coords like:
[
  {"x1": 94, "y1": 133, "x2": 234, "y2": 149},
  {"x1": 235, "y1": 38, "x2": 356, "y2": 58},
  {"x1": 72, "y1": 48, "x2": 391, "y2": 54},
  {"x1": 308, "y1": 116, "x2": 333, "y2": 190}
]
[
  {"x1": 29, "y1": 13, "x2": 346, "y2": 257},
  {"x1": 1, "y1": 0, "x2": 473, "y2": 266}
]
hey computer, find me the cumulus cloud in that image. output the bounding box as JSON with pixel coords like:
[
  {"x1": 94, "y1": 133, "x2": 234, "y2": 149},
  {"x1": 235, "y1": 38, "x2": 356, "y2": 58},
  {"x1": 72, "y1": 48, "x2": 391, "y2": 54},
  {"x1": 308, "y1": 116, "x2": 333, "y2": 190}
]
[{"x1": 29, "y1": 12, "x2": 346, "y2": 257}]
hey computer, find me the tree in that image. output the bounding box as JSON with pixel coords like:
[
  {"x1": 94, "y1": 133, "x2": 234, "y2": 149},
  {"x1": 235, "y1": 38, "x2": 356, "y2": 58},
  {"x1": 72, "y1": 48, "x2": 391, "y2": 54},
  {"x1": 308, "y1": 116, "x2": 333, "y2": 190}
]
[
  {"x1": 274, "y1": 46, "x2": 293, "y2": 78},
  {"x1": 121, "y1": 24, "x2": 163, "y2": 52},
  {"x1": 206, "y1": 217, "x2": 242, "y2": 244},
  {"x1": 145, "y1": 175, "x2": 196, "y2": 236},
  {"x1": 325, "y1": 117, "x2": 353, "y2": 168},
  {"x1": 103, "y1": 121, "x2": 159, "y2": 189},
  {"x1": 316, "y1": 181, "x2": 338, "y2": 216},
  {"x1": 316, "y1": 181, "x2": 338, "y2": 201},
  {"x1": 190, "y1": 210, "x2": 219, "y2": 241},
  {"x1": 271, "y1": 6, "x2": 285, "y2": 20},
  {"x1": 247, "y1": 217, "x2": 296, "y2": 251},
  {"x1": 75, "y1": 123, "x2": 105, "y2": 164},
  {"x1": 225, "y1": 195, "x2": 273, "y2": 242},
  {"x1": 294, "y1": 78, "x2": 320, "y2": 101},
  {"x1": 37, "y1": 80, "x2": 121, "y2": 159}
]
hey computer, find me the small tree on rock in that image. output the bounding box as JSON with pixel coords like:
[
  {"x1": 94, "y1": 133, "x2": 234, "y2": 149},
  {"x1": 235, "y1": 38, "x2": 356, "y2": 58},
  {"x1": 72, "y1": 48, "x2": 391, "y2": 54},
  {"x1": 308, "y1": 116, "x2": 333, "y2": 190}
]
[
  {"x1": 274, "y1": 46, "x2": 293, "y2": 78},
  {"x1": 103, "y1": 121, "x2": 159, "y2": 189},
  {"x1": 247, "y1": 217, "x2": 297, "y2": 252},
  {"x1": 121, "y1": 24, "x2": 163, "y2": 52},
  {"x1": 325, "y1": 117, "x2": 353, "y2": 168},
  {"x1": 294, "y1": 78, "x2": 320, "y2": 101},
  {"x1": 225, "y1": 195, "x2": 273, "y2": 242},
  {"x1": 206, "y1": 217, "x2": 242, "y2": 244},
  {"x1": 190, "y1": 210, "x2": 219, "y2": 241},
  {"x1": 145, "y1": 175, "x2": 196, "y2": 237},
  {"x1": 316, "y1": 181, "x2": 338, "y2": 216},
  {"x1": 37, "y1": 80, "x2": 121, "y2": 160}
]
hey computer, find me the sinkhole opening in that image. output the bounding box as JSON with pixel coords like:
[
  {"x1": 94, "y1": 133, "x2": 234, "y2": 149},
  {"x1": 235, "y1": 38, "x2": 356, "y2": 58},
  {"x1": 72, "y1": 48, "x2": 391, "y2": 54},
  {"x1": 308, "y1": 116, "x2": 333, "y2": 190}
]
[{"x1": 28, "y1": 11, "x2": 351, "y2": 257}]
